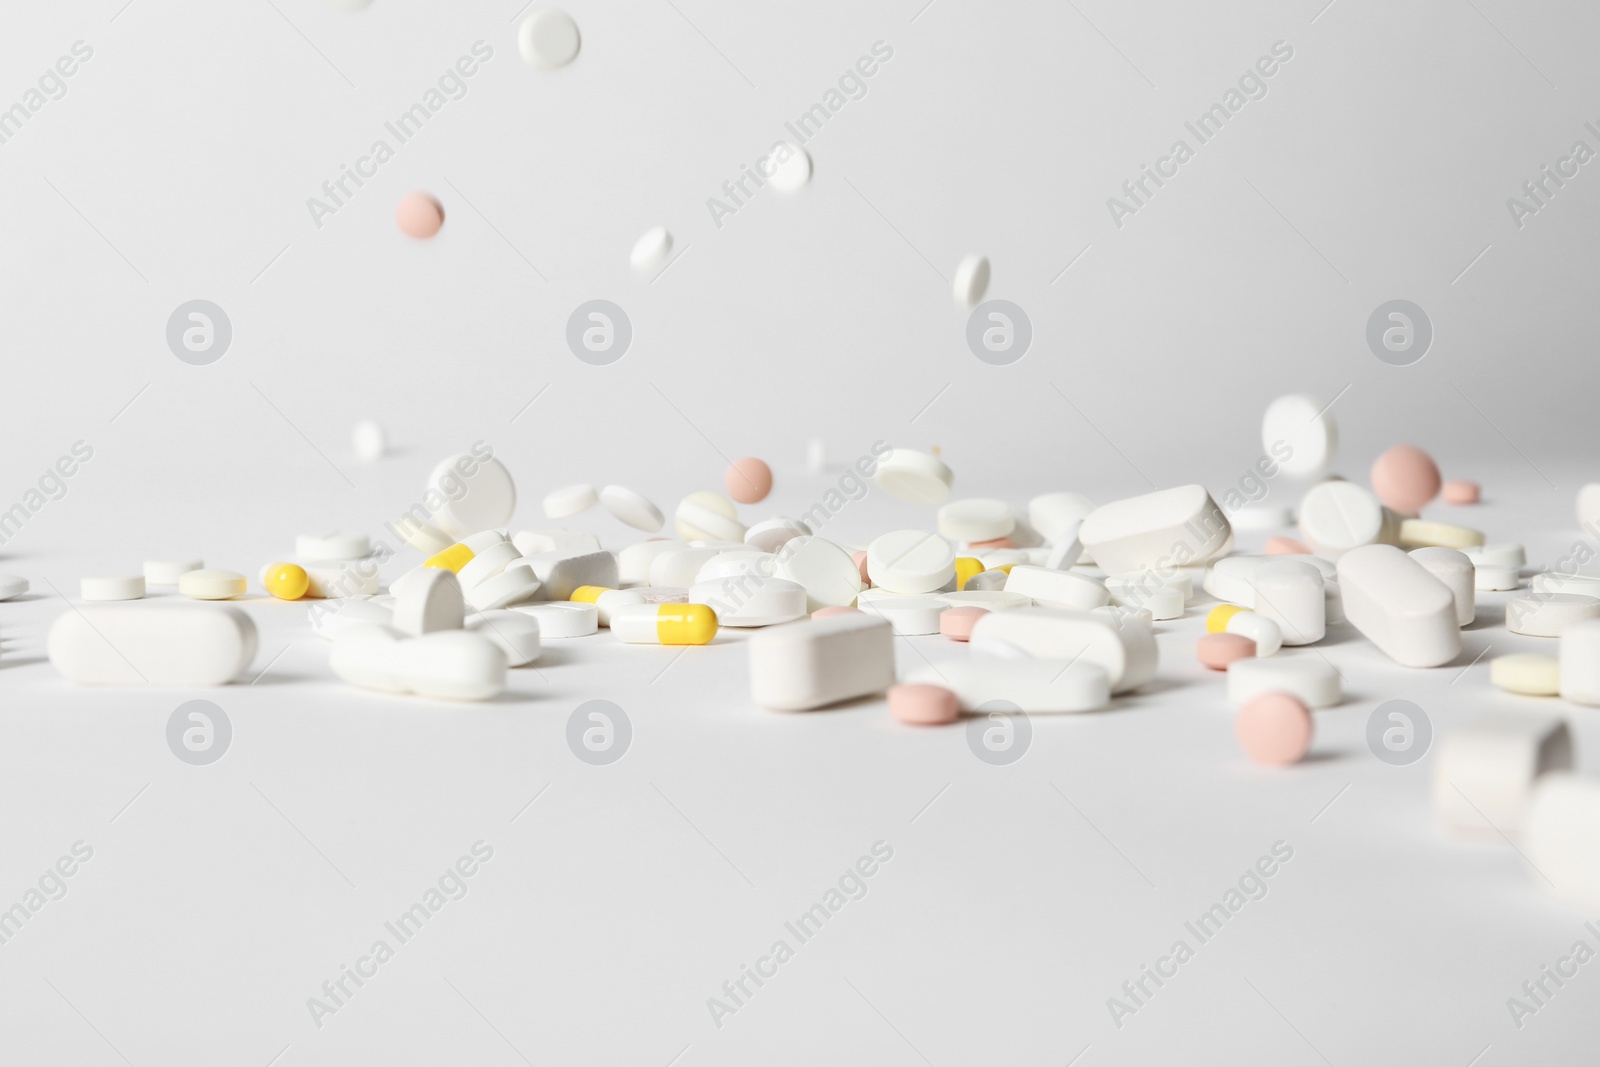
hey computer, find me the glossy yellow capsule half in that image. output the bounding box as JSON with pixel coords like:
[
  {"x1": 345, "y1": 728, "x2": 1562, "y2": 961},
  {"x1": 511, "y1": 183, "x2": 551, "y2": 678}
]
[
  {"x1": 954, "y1": 557, "x2": 985, "y2": 591},
  {"x1": 424, "y1": 543, "x2": 475, "y2": 573},
  {"x1": 1206, "y1": 603, "x2": 1246, "y2": 634},
  {"x1": 610, "y1": 603, "x2": 719, "y2": 645},
  {"x1": 264, "y1": 562, "x2": 309, "y2": 600}
]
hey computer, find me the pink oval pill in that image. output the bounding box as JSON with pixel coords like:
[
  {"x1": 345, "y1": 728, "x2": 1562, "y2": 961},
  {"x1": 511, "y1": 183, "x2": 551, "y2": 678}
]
[
  {"x1": 724, "y1": 457, "x2": 772, "y2": 504},
  {"x1": 969, "y1": 537, "x2": 1016, "y2": 551},
  {"x1": 1236, "y1": 691, "x2": 1313, "y2": 765},
  {"x1": 1265, "y1": 536, "x2": 1311, "y2": 555},
  {"x1": 395, "y1": 192, "x2": 444, "y2": 238},
  {"x1": 1441, "y1": 479, "x2": 1480, "y2": 505},
  {"x1": 1370, "y1": 444, "x2": 1441, "y2": 514},
  {"x1": 812, "y1": 605, "x2": 861, "y2": 620},
  {"x1": 1197, "y1": 632, "x2": 1256, "y2": 670},
  {"x1": 940, "y1": 605, "x2": 989, "y2": 641},
  {"x1": 888, "y1": 683, "x2": 959, "y2": 726},
  {"x1": 851, "y1": 550, "x2": 871, "y2": 586}
]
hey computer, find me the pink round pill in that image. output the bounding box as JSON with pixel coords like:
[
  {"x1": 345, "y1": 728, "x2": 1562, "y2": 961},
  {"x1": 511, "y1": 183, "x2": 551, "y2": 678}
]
[
  {"x1": 812, "y1": 605, "x2": 861, "y2": 619},
  {"x1": 1442, "y1": 479, "x2": 1480, "y2": 505},
  {"x1": 1264, "y1": 536, "x2": 1311, "y2": 555},
  {"x1": 969, "y1": 537, "x2": 1016, "y2": 551},
  {"x1": 1370, "y1": 444, "x2": 1441, "y2": 514},
  {"x1": 888, "y1": 683, "x2": 959, "y2": 726},
  {"x1": 395, "y1": 192, "x2": 444, "y2": 238},
  {"x1": 851, "y1": 550, "x2": 871, "y2": 586},
  {"x1": 940, "y1": 605, "x2": 989, "y2": 641},
  {"x1": 1197, "y1": 632, "x2": 1256, "y2": 670},
  {"x1": 724, "y1": 457, "x2": 772, "y2": 504},
  {"x1": 1236, "y1": 691, "x2": 1313, "y2": 766}
]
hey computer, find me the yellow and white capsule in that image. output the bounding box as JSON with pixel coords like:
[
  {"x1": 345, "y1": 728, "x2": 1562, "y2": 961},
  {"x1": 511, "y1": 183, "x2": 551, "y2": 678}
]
[
  {"x1": 571, "y1": 585, "x2": 647, "y2": 627},
  {"x1": 610, "y1": 603, "x2": 719, "y2": 645},
  {"x1": 1205, "y1": 604, "x2": 1281, "y2": 655}
]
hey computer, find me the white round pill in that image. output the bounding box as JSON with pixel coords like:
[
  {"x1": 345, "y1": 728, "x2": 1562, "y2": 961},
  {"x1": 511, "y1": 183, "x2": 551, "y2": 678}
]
[
  {"x1": 745, "y1": 516, "x2": 811, "y2": 553},
  {"x1": 428, "y1": 454, "x2": 517, "y2": 538},
  {"x1": 675, "y1": 491, "x2": 745, "y2": 542},
  {"x1": 873, "y1": 449, "x2": 953, "y2": 505},
  {"x1": 630, "y1": 226, "x2": 672, "y2": 272},
  {"x1": 1298, "y1": 481, "x2": 1386, "y2": 558},
  {"x1": 511, "y1": 601, "x2": 598, "y2": 638},
  {"x1": 543, "y1": 484, "x2": 598, "y2": 519},
  {"x1": 1464, "y1": 543, "x2": 1526, "y2": 570},
  {"x1": 774, "y1": 536, "x2": 861, "y2": 610},
  {"x1": 1262, "y1": 394, "x2": 1336, "y2": 477},
  {"x1": 952, "y1": 255, "x2": 990, "y2": 306},
  {"x1": 1508, "y1": 593, "x2": 1600, "y2": 638},
  {"x1": 144, "y1": 559, "x2": 202, "y2": 586},
  {"x1": 179, "y1": 569, "x2": 247, "y2": 600},
  {"x1": 352, "y1": 420, "x2": 386, "y2": 462},
  {"x1": 519, "y1": 9, "x2": 581, "y2": 67},
  {"x1": 297, "y1": 532, "x2": 371, "y2": 561},
  {"x1": 866, "y1": 531, "x2": 957, "y2": 594},
  {"x1": 860, "y1": 597, "x2": 947, "y2": 636},
  {"x1": 81, "y1": 576, "x2": 145, "y2": 602},
  {"x1": 938, "y1": 498, "x2": 1015, "y2": 543},
  {"x1": 0, "y1": 573, "x2": 27, "y2": 600},
  {"x1": 466, "y1": 609, "x2": 542, "y2": 666},
  {"x1": 768, "y1": 142, "x2": 812, "y2": 192},
  {"x1": 599, "y1": 485, "x2": 665, "y2": 532}
]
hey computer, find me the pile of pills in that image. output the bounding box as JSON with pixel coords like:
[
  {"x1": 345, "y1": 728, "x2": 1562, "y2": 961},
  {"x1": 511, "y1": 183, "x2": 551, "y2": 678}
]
[{"x1": 20, "y1": 390, "x2": 1600, "y2": 911}]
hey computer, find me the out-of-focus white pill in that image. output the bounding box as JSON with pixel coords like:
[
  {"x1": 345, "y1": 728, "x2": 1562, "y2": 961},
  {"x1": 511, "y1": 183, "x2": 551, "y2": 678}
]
[
  {"x1": 466, "y1": 610, "x2": 542, "y2": 666},
  {"x1": 428, "y1": 454, "x2": 517, "y2": 539},
  {"x1": 769, "y1": 141, "x2": 812, "y2": 192},
  {"x1": 1106, "y1": 572, "x2": 1192, "y2": 603},
  {"x1": 1507, "y1": 593, "x2": 1600, "y2": 638},
  {"x1": 598, "y1": 486, "x2": 664, "y2": 533},
  {"x1": 395, "y1": 631, "x2": 508, "y2": 701},
  {"x1": 309, "y1": 599, "x2": 394, "y2": 640},
  {"x1": 1434, "y1": 713, "x2": 1571, "y2": 838},
  {"x1": 748, "y1": 613, "x2": 895, "y2": 710},
  {"x1": 302, "y1": 559, "x2": 380, "y2": 599},
  {"x1": 1475, "y1": 564, "x2": 1520, "y2": 592},
  {"x1": 1226, "y1": 655, "x2": 1340, "y2": 708},
  {"x1": 1003, "y1": 566, "x2": 1108, "y2": 610},
  {"x1": 1560, "y1": 620, "x2": 1600, "y2": 705},
  {"x1": 866, "y1": 530, "x2": 957, "y2": 594},
  {"x1": 1261, "y1": 394, "x2": 1336, "y2": 476},
  {"x1": 650, "y1": 547, "x2": 723, "y2": 590},
  {"x1": 510, "y1": 600, "x2": 598, "y2": 638},
  {"x1": 179, "y1": 570, "x2": 247, "y2": 600},
  {"x1": 81, "y1": 576, "x2": 145, "y2": 602},
  {"x1": 969, "y1": 607, "x2": 1157, "y2": 694},
  {"x1": 456, "y1": 541, "x2": 520, "y2": 591},
  {"x1": 391, "y1": 568, "x2": 465, "y2": 636},
  {"x1": 618, "y1": 540, "x2": 688, "y2": 585},
  {"x1": 1029, "y1": 493, "x2": 1095, "y2": 544},
  {"x1": 519, "y1": 8, "x2": 580, "y2": 67},
  {"x1": 49, "y1": 603, "x2": 257, "y2": 687},
  {"x1": 1298, "y1": 482, "x2": 1393, "y2": 559},
  {"x1": 1143, "y1": 586, "x2": 1184, "y2": 620},
  {"x1": 1046, "y1": 537, "x2": 1084, "y2": 570},
  {"x1": 940, "y1": 590, "x2": 1031, "y2": 611},
  {"x1": 531, "y1": 551, "x2": 618, "y2": 601},
  {"x1": 908, "y1": 655, "x2": 1111, "y2": 713},
  {"x1": 952, "y1": 254, "x2": 990, "y2": 306},
  {"x1": 0, "y1": 574, "x2": 27, "y2": 601},
  {"x1": 1226, "y1": 612, "x2": 1282, "y2": 656},
  {"x1": 1080, "y1": 486, "x2": 1230, "y2": 576},
  {"x1": 1324, "y1": 580, "x2": 1343, "y2": 625},
  {"x1": 1464, "y1": 543, "x2": 1525, "y2": 570},
  {"x1": 1490, "y1": 653, "x2": 1560, "y2": 695},
  {"x1": 1231, "y1": 505, "x2": 1292, "y2": 531},
  {"x1": 695, "y1": 551, "x2": 774, "y2": 584},
  {"x1": 1526, "y1": 774, "x2": 1600, "y2": 909},
  {"x1": 1337, "y1": 545, "x2": 1460, "y2": 667},
  {"x1": 965, "y1": 569, "x2": 1009, "y2": 592},
  {"x1": 745, "y1": 516, "x2": 811, "y2": 553},
  {"x1": 675, "y1": 491, "x2": 745, "y2": 542},
  {"x1": 874, "y1": 449, "x2": 953, "y2": 505},
  {"x1": 513, "y1": 529, "x2": 601, "y2": 556},
  {"x1": 393, "y1": 514, "x2": 454, "y2": 555},
  {"x1": 543, "y1": 484, "x2": 597, "y2": 519},
  {"x1": 630, "y1": 226, "x2": 672, "y2": 272},
  {"x1": 938, "y1": 498, "x2": 1015, "y2": 543},
  {"x1": 144, "y1": 560, "x2": 201, "y2": 586},
  {"x1": 859, "y1": 596, "x2": 947, "y2": 636},
  {"x1": 297, "y1": 532, "x2": 370, "y2": 561},
  {"x1": 352, "y1": 420, "x2": 385, "y2": 462},
  {"x1": 773, "y1": 536, "x2": 861, "y2": 611},
  {"x1": 1409, "y1": 547, "x2": 1475, "y2": 627},
  {"x1": 1250, "y1": 559, "x2": 1325, "y2": 645},
  {"x1": 329, "y1": 624, "x2": 406, "y2": 693},
  {"x1": 1577, "y1": 484, "x2": 1600, "y2": 529},
  {"x1": 691, "y1": 576, "x2": 806, "y2": 627},
  {"x1": 1204, "y1": 556, "x2": 1266, "y2": 607},
  {"x1": 465, "y1": 567, "x2": 542, "y2": 612},
  {"x1": 1533, "y1": 572, "x2": 1600, "y2": 599}
]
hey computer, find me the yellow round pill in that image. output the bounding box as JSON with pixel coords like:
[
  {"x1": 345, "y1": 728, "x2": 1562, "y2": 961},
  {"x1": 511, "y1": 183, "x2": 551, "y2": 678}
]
[
  {"x1": 954, "y1": 557, "x2": 985, "y2": 590},
  {"x1": 1206, "y1": 603, "x2": 1246, "y2": 634},
  {"x1": 264, "y1": 562, "x2": 309, "y2": 600},
  {"x1": 424, "y1": 543, "x2": 475, "y2": 573}
]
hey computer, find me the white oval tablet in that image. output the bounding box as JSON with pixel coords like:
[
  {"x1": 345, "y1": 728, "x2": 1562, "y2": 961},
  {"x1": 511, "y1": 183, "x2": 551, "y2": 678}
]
[
  {"x1": 428, "y1": 454, "x2": 517, "y2": 538},
  {"x1": 518, "y1": 8, "x2": 581, "y2": 67},
  {"x1": 630, "y1": 227, "x2": 672, "y2": 272},
  {"x1": 1080, "y1": 486, "x2": 1230, "y2": 576},
  {"x1": 618, "y1": 539, "x2": 688, "y2": 585},
  {"x1": 745, "y1": 516, "x2": 812, "y2": 553},
  {"x1": 866, "y1": 531, "x2": 957, "y2": 594},
  {"x1": 969, "y1": 607, "x2": 1157, "y2": 694},
  {"x1": 466, "y1": 567, "x2": 542, "y2": 612},
  {"x1": 675, "y1": 491, "x2": 745, "y2": 542},
  {"x1": 748, "y1": 613, "x2": 895, "y2": 711},
  {"x1": 691, "y1": 576, "x2": 806, "y2": 628},
  {"x1": 1464, "y1": 543, "x2": 1526, "y2": 569},
  {"x1": 650, "y1": 547, "x2": 723, "y2": 589},
  {"x1": 395, "y1": 632, "x2": 508, "y2": 701},
  {"x1": 49, "y1": 602, "x2": 257, "y2": 687},
  {"x1": 1262, "y1": 394, "x2": 1336, "y2": 476},
  {"x1": 600, "y1": 486, "x2": 665, "y2": 532},
  {"x1": 393, "y1": 514, "x2": 454, "y2": 555},
  {"x1": 329, "y1": 624, "x2": 407, "y2": 693},
  {"x1": 179, "y1": 569, "x2": 247, "y2": 600},
  {"x1": 543, "y1": 484, "x2": 597, "y2": 519},
  {"x1": 511, "y1": 600, "x2": 598, "y2": 638},
  {"x1": 1474, "y1": 564, "x2": 1520, "y2": 592},
  {"x1": 938, "y1": 498, "x2": 1015, "y2": 543},
  {"x1": 774, "y1": 536, "x2": 862, "y2": 610},
  {"x1": 1003, "y1": 566, "x2": 1108, "y2": 610},
  {"x1": 144, "y1": 560, "x2": 201, "y2": 586},
  {"x1": 873, "y1": 449, "x2": 953, "y2": 505},
  {"x1": 466, "y1": 609, "x2": 542, "y2": 666},
  {"x1": 907, "y1": 656, "x2": 1110, "y2": 713},
  {"x1": 1250, "y1": 559, "x2": 1325, "y2": 646},
  {"x1": 1409, "y1": 547, "x2": 1475, "y2": 627},
  {"x1": 952, "y1": 254, "x2": 990, "y2": 306},
  {"x1": 309, "y1": 599, "x2": 395, "y2": 640},
  {"x1": 1337, "y1": 545, "x2": 1460, "y2": 667},
  {"x1": 1225, "y1": 654, "x2": 1341, "y2": 708},
  {"x1": 81, "y1": 576, "x2": 145, "y2": 602}
]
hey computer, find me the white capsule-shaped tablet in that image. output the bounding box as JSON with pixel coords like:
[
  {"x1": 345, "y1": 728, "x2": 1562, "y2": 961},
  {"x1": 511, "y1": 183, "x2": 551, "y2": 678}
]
[
  {"x1": 630, "y1": 227, "x2": 672, "y2": 272},
  {"x1": 144, "y1": 559, "x2": 202, "y2": 586},
  {"x1": 867, "y1": 530, "x2": 957, "y2": 594},
  {"x1": 690, "y1": 576, "x2": 806, "y2": 628},
  {"x1": 329, "y1": 623, "x2": 408, "y2": 694},
  {"x1": 1204, "y1": 556, "x2": 1266, "y2": 607},
  {"x1": 49, "y1": 603, "x2": 257, "y2": 687},
  {"x1": 1526, "y1": 774, "x2": 1600, "y2": 909},
  {"x1": 390, "y1": 568, "x2": 466, "y2": 636},
  {"x1": 748, "y1": 613, "x2": 896, "y2": 711},
  {"x1": 510, "y1": 600, "x2": 598, "y2": 639},
  {"x1": 1337, "y1": 545, "x2": 1460, "y2": 667},
  {"x1": 1003, "y1": 565, "x2": 1109, "y2": 610},
  {"x1": 1507, "y1": 593, "x2": 1600, "y2": 638},
  {"x1": 533, "y1": 551, "x2": 619, "y2": 601},
  {"x1": 951, "y1": 254, "x2": 990, "y2": 306},
  {"x1": 465, "y1": 566, "x2": 542, "y2": 612},
  {"x1": 1250, "y1": 559, "x2": 1325, "y2": 646},
  {"x1": 969, "y1": 607, "x2": 1157, "y2": 694},
  {"x1": 81, "y1": 575, "x2": 145, "y2": 602},
  {"x1": 1560, "y1": 620, "x2": 1600, "y2": 705},
  {"x1": 1433, "y1": 712, "x2": 1571, "y2": 839},
  {"x1": 1226, "y1": 612, "x2": 1281, "y2": 656},
  {"x1": 1225, "y1": 654, "x2": 1341, "y2": 708},
  {"x1": 907, "y1": 655, "x2": 1111, "y2": 713},
  {"x1": 1079, "y1": 485, "x2": 1231, "y2": 576},
  {"x1": 394, "y1": 631, "x2": 508, "y2": 701},
  {"x1": 393, "y1": 514, "x2": 454, "y2": 555},
  {"x1": 309, "y1": 598, "x2": 395, "y2": 640},
  {"x1": 465, "y1": 610, "x2": 542, "y2": 666},
  {"x1": 1408, "y1": 547, "x2": 1475, "y2": 627}
]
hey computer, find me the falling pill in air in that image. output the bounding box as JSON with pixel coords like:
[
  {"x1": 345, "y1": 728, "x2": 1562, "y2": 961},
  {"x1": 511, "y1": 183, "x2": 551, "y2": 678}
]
[
  {"x1": 395, "y1": 192, "x2": 444, "y2": 238},
  {"x1": 352, "y1": 420, "x2": 385, "y2": 462},
  {"x1": 631, "y1": 226, "x2": 673, "y2": 272}
]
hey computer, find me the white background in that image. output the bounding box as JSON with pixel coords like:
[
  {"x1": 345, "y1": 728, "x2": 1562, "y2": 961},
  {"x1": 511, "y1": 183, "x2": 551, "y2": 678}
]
[{"x1": 2, "y1": 0, "x2": 1599, "y2": 1063}]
